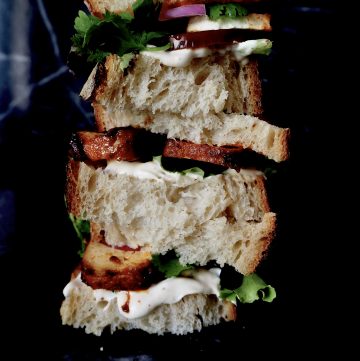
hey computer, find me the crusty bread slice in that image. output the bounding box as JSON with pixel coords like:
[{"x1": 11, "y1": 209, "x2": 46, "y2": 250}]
[
  {"x1": 66, "y1": 159, "x2": 276, "y2": 275},
  {"x1": 60, "y1": 269, "x2": 236, "y2": 336},
  {"x1": 81, "y1": 54, "x2": 289, "y2": 162},
  {"x1": 83, "y1": 53, "x2": 263, "y2": 118},
  {"x1": 85, "y1": 0, "x2": 137, "y2": 17}
]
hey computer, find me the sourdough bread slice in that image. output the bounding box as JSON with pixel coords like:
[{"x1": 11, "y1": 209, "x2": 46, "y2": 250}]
[
  {"x1": 82, "y1": 53, "x2": 263, "y2": 119},
  {"x1": 85, "y1": 0, "x2": 139, "y2": 17},
  {"x1": 60, "y1": 269, "x2": 236, "y2": 336},
  {"x1": 66, "y1": 159, "x2": 276, "y2": 275}
]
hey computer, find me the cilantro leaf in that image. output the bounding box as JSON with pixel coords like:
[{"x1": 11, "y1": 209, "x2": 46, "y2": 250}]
[
  {"x1": 152, "y1": 254, "x2": 194, "y2": 278},
  {"x1": 68, "y1": 213, "x2": 90, "y2": 257},
  {"x1": 71, "y1": 0, "x2": 168, "y2": 65},
  {"x1": 220, "y1": 274, "x2": 276, "y2": 303},
  {"x1": 74, "y1": 10, "x2": 99, "y2": 35},
  {"x1": 208, "y1": 3, "x2": 248, "y2": 21}
]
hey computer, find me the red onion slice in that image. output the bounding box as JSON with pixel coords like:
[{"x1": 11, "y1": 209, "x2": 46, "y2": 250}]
[{"x1": 160, "y1": 4, "x2": 206, "y2": 21}]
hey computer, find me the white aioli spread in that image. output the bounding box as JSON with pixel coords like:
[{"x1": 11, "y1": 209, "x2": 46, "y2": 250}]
[
  {"x1": 142, "y1": 47, "x2": 211, "y2": 67},
  {"x1": 141, "y1": 39, "x2": 271, "y2": 67},
  {"x1": 187, "y1": 15, "x2": 259, "y2": 32},
  {"x1": 63, "y1": 268, "x2": 221, "y2": 320},
  {"x1": 105, "y1": 159, "x2": 203, "y2": 182}
]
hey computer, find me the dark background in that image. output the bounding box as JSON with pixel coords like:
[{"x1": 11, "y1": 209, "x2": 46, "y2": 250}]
[{"x1": 0, "y1": 0, "x2": 341, "y2": 359}]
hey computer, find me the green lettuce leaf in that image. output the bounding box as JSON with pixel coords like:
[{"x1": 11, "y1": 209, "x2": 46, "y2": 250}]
[
  {"x1": 152, "y1": 254, "x2": 194, "y2": 278},
  {"x1": 72, "y1": 0, "x2": 169, "y2": 65},
  {"x1": 180, "y1": 167, "x2": 205, "y2": 177},
  {"x1": 153, "y1": 155, "x2": 206, "y2": 178},
  {"x1": 208, "y1": 3, "x2": 248, "y2": 21},
  {"x1": 119, "y1": 53, "x2": 135, "y2": 70},
  {"x1": 232, "y1": 39, "x2": 272, "y2": 60},
  {"x1": 220, "y1": 274, "x2": 276, "y2": 303},
  {"x1": 68, "y1": 213, "x2": 90, "y2": 257},
  {"x1": 250, "y1": 39, "x2": 273, "y2": 56}
]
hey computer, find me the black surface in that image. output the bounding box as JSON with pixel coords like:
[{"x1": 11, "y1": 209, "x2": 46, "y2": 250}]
[{"x1": 0, "y1": 0, "x2": 341, "y2": 359}]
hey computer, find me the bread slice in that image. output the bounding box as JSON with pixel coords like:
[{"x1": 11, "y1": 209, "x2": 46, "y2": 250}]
[
  {"x1": 83, "y1": 53, "x2": 263, "y2": 118},
  {"x1": 66, "y1": 159, "x2": 276, "y2": 275},
  {"x1": 60, "y1": 269, "x2": 236, "y2": 336},
  {"x1": 85, "y1": 0, "x2": 138, "y2": 17},
  {"x1": 82, "y1": 54, "x2": 289, "y2": 162}
]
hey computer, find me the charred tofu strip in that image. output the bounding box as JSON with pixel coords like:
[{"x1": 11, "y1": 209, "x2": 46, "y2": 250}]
[
  {"x1": 69, "y1": 127, "x2": 143, "y2": 162},
  {"x1": 81, "y1": 240, "x2": 160, "y2": 291},
  {"x1": 69, "y1": 127, "x2": 165, "y2": 162},
  {"x1": 163, "y1": 139, "x2": 244, "y2": 168}
]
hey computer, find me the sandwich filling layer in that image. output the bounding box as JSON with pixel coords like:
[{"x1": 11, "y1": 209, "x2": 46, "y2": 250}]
[
  {"x1": 142, "y1": 39, "x2": 271, "y2": 67},
  {"x1": 105, "y1": 158, "x2": 206, "y2": 182},
  {"x1": 63, "y1": 269, "x2": 221, "y2": 319},
  {"x1": 187, "y1": 14, "x2": 271, "y2": 32}
]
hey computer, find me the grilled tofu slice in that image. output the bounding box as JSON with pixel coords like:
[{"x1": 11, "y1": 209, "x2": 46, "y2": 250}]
[
  {"x1": 81, "y1": 240, "x2": 159, "y2": 291},
  {"x1": 69, "y1": 127, "x2": 247, "y2": 169},
  {"x1": 163, "y1": 139, "x2": 244, "y2": 168}
]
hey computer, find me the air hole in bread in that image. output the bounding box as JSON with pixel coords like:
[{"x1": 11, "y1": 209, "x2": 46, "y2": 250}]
[
  {"x1": 196, "y1": 313, "x2": 204, "y2": 326},
  {"x1": 109, "y1": 255, "x2": 121, "y2": 264},
  {"x1": 156, "y1": 87, "x2": 169, "y2": 100},
  {"x1": 218, "y1": 305, "x2": 224, "y2": 314},
  {"x1": 267, "y1": 129, "x2": 275, "y2": 148},
  {"x1": 195, "y1": 68, "x2": 211, "y2": 85},
  {"x1": 245, "y1": 240, "x2": 250, "y2": 248},
  {"x1": 234, "y1": 249, "x2": 242, "y2": 263},
  {"x1": 85, "y1": 314, "x2": 95, "y2": 322},
  {"x1": 225, "y1": 207, "x2": 236, "y2": 224},
  {"x1": 94, "y1": 197, "x2": 104, "y2": 209},
  {"x1": 165, "y1": 189, "x2": 182, "y2": 203},
  {"x1": 97, "y1": 300, "x2": 109, "y2": 310},
  {"x1": 232, "y1": 240, "x2": 242, "y2": 253},
  {"x1": 88, "y1": 174, "x2": 97, "y2": 192}
]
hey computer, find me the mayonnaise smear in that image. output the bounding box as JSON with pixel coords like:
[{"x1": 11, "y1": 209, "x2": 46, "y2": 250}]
[
  {"x1": 63, "y1": 268, "x2": 221, "y2": 319},
  {"x1": 104, "y1": 159, "x2": 203, "y2": 182}
]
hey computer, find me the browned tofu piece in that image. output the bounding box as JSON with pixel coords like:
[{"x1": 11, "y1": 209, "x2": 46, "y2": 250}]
[
  {"x1": 81, "y1": 240, "x2": 159, "y2": 291},
  {"x1": 69, "y1": 127, "x2": 142, "y2": 162},
  {"x1": 163, "y1": 139, "x2": 244, "y2": 168}
]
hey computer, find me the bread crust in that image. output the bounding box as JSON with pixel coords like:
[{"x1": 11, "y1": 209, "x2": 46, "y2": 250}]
[
  {"x1": 65, "y1": 159, "x2": 81, "y2": 216},
  {"x1": 242, "y1": 58, "x2": 263, "y2": 116},
  {"x1": 85, "y1": 0, "x2": 135, "y2": 17},
  {"x1": 244, "y1": 212, "x2": 276, "y2": 274}
]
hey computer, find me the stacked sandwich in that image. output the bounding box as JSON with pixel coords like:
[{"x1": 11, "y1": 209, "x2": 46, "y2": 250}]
[{"x1": 61, "y1": 0, "x2": 289, "y2": 335}]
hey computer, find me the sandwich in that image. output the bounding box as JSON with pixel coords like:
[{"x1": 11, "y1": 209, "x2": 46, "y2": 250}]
[{"x1": 61, "y1": 0, "x2": 287, "y2": 336}]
